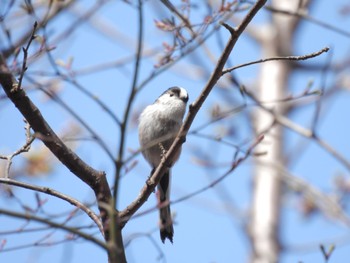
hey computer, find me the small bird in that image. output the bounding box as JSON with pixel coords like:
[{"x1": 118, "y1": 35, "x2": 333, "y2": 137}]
[{"x1": 138, "y1": 87, "x2": 189, "y2": 243}]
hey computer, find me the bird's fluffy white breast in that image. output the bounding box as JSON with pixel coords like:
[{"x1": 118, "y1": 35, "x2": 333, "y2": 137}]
[
  {"x1": 139, "y1": 95, "x2": 186, "y2": 146},
  {"x1": 138, "y1": 88, "x2": 188, "y2": 167},
  {"x1": 156, "y1": 98, "x2": 186, "y2": 121}
]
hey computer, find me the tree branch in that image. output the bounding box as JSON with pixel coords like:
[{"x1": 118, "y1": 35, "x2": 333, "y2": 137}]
[
  {"x1": 0, "y1": 178, "x2": 104, "y2": 235},
  {"x1": 0, "y1": 208, "x2": 107, "y2": 250},
  {"x1": 130, "y1": 135, "x2": 264, "y2": 221},
  {"x1": 262, "y1": 2, "x2": 350, "y2": 38},
  {"x1": 119, "y1": 0, "x2": 268, "y2": 226},
  {"x1": 245, "y1": 89, "x2": 350, "y2": 171},
  {"x1": 222, "y1": 47, "x2": 330, "y2": 75},
  {"x1": 0, "y1": 32, "x2": 126, "y2": 262},
  {"x1": 1, "y1": 0, "x2": 75, "y2": 59},
  {"x1": 0, "y1": 53, "x2": 111, "y2": 216},
  {"x1": 0, "y1": 119, "x2": 35, "y2": 178}
]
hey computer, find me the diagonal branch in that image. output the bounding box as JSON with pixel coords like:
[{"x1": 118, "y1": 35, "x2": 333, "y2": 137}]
[
  {"x1": 130, "y1": 135, "x2": 264, "y2": 221},
  {"x1": 0, "y1": 40, "x2": 124, "y2": 260},
  {"x1": 160, "y1": 0, "x2": 196, "y2": 37},
  {"x1": 119, "y1": 0, "x2": 268, "y2": 226},
  {"x1": 1, "y1": 0, "x2": 76, "y2": 59},
  {"x1": 245, "y1": 89, "x2": 350, "y2": 171},
  {"x1": 0, "y1": 178, "x2": 104, "y2": 235},
  {"x1": 0, "y1": 56, "x2": 105, "y2": 186}
]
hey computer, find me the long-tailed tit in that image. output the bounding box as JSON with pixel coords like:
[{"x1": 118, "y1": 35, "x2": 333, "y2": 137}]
[{"x1": 138, "y1": 87, "x2": 189, "y2": 243}]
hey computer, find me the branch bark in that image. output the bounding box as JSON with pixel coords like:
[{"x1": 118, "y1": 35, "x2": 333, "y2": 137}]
[
  {"x1": 0, "y1": 208, "x2": 107, "y2": 250},
  {"x1": 0, "y1": 55, "x2": 126, "y2": 262},
  {"x1": 0, "y1": 178, "x2": 104, "y2": 235},
  {"x1": 119, "y1": 0, "x2": 268, "y2": 227}
]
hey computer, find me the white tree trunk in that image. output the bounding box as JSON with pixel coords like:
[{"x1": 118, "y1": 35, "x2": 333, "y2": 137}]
[{"x1": 249, "y1": 1, "x2": 311, "y2": 263}]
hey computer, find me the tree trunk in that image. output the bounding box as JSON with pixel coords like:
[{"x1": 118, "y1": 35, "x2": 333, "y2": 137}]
[{"x1": 249, "y1": 1, "x2": 311, "y2": 262}]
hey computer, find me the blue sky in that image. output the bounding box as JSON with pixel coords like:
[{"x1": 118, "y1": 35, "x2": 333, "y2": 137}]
[{"x1": 1, "y1": 1, "x2": 350, "y2": 262}]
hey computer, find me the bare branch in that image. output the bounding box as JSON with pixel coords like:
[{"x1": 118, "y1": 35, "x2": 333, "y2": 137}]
[
  {"x1": 245, "y1": 89, "x2": 350, "y2": 171},
  {"x1": 17, "y1": 22, "x2": 37, "y2": 90},
  {"x1": 269, "y1": 163, "x2": 350, "y2": 226},
  {"x1": 25, "y1": 76, "x2": 116, "y2": 162},
  {"x1": 114, "y1": 0, "x2": 144, "y2": 200},
  {"x1": 160, "y1": 0, "x2": 196, "y2": 37},
  {"x1": 132, "y1": 134, "x2": 264, "y2": 221},
  {"x1": 0, "y1": 178, "x2": 104, "y2": 235},
  {"x1": 0, "y1": 119, "x2": 35, "y2": 178},
  {"x1": 0, "y1": 208, "x2": 107, "y2": 250},
  {"x1": 119, "y1": 0, "x2": 268, "y2": 226},
  {"x1": 222, "y1": 47, "x2": 330, "y2": 75},
  {"x1": 0, "y1": 55, "x2": 111, "y2": 204},
  {"x1": 1, "y1": 0, "x2": 76, "y2": 59},
  {"x1": 0, "y1": 29, "x2": 124, "y2": 261},
  {"x1": 263, "y1": 2, "x2": 350, "y2": 38}
]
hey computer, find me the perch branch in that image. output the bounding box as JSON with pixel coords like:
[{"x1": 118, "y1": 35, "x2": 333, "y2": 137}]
[{"x1": 119, "y1": 0, "x2": 268, "y2": 226}]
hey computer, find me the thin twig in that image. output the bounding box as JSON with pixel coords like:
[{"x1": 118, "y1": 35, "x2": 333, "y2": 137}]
[
  {"x1": 160, "y1": 0, "x2": 196, "y2": 37},
  {"x1": 2, "y1": 1, "x2": 76, "y2": 59},
  {"x1": 311, "y1": 48, "x2": 333, "y2": 134},
  {"x1": 130, "y1": 134, "x2": 264, "y2": 221},
  {"x1": 0, "y1": 223, "x2": 97, "y2": 236},
  {"x1": 245, "y1": 89, "x2": 350, "y2": 171},
  {"x1": 222, "y1": 47, "x2": 330, "y2": 75},
  {"x1": 172, "y1": 135, "x2": 263, "y2": 204},
  {"x1": 0, "y1": 208, "x2": 107, "y2": 250},
  {"x1": 0, "y1": 41, "x2": 113, "y2": 246},
  {"x1": 261, "y1": 2, "x2": 350, "y2": 38},
  {"x1": 119, "y1": 0, "x2": 268, "y2": 226},
  {"x1": 275, "y1": 163, "x2": 350, "y2": 227},
  {"x1": 0, "y1": 178, "x2": 104, "y2": 236},
  {"x1": 25, "y1": 75, "x2": 115, "y2": 162},
  {"x1": 0, "y1": 120, "x2": 35, "y2": 178},
  {"x1": 17, "y1": 22, "x2": 37, "y2": 90},
  {"x1": 136, "y1": 2, "x2": 240, "y2": 92},
  {"x1": 114, "y1": 0, "x2": 144, "y2": 201}
]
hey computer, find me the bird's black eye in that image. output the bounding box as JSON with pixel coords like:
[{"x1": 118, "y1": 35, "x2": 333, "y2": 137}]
[
  {"x1": 172, "y1": 88, "x2": 180, "y2": 97},
  {"x1": 170, "y1": 93, "x2": 174, "y2": 97}
]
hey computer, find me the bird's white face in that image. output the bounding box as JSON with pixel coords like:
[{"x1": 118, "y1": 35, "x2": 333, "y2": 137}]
[
  {"x1": 155, "y1": 86, "x2": 188, "y2": 121},
  {"x1": 157, "y1": 87, "x2": 189, "y2": 105}
]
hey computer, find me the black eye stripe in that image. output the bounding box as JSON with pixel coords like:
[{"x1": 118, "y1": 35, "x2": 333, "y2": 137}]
[
  {"x1": 172, "y1": 89, "x2": 180, "y2": 96},
  {"x1": 160, "y1": 87, "x2": 187, "y2": 101},
  {"x1": 169, "y1": 89, "x2": 180, "y2": 97}
]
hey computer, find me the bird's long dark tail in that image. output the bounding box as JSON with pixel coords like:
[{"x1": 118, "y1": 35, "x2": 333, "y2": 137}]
[{"x1": 158, "y1": 170, "x2": 174, "y2": 243}]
